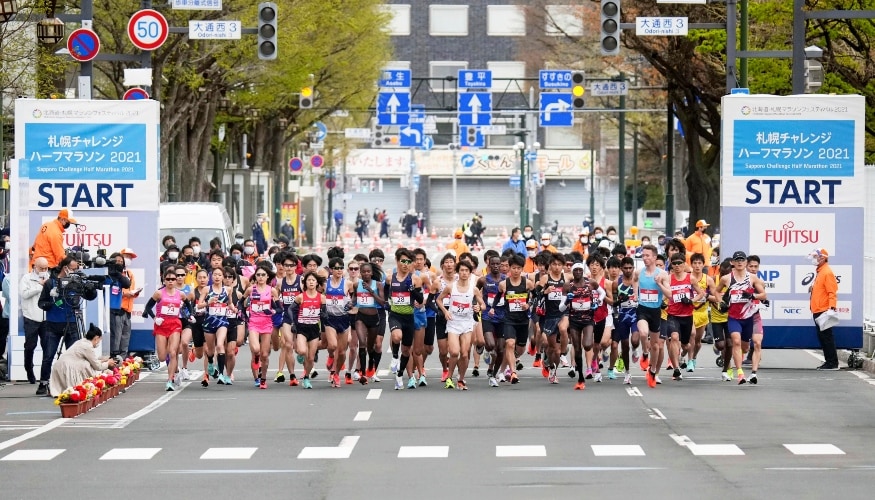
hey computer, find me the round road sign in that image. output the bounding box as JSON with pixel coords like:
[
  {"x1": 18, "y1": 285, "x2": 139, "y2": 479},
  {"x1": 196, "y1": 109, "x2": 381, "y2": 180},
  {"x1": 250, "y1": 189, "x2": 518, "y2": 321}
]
[
  {"x1": 325, "y1": 179, "x2": 337, "y2": 190},
  {"x1": 128, "y1": 9, "x2": 169, "y2": 51},
  {"x1": 67, "y1": 28, "x2": 100, "y2": 62},
  {"x1": 289, "y1": 157, "x2": 304, "y2": 172},
  {"x1": 123, "y1": 88, "x2": 150, "y2": 100},
  {"x1": 310, "y1": 154, "x2": 324, "y2": 168}
]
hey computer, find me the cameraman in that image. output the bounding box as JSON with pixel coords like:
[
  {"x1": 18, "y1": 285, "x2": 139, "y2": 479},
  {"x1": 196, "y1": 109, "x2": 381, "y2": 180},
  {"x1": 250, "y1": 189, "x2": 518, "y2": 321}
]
[
  {"x1": 106, "y1": 252, "x2": 133, "y2": 358},
  {"x1": 35, "y1": 255, "x2": 98, "y2": 396}
]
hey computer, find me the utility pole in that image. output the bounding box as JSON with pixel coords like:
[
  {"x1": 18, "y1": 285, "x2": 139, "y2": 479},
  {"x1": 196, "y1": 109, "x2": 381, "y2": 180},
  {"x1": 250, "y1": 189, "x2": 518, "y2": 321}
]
[{"x1": 617, "y1": 72, "x2": 626, "y2": 239}]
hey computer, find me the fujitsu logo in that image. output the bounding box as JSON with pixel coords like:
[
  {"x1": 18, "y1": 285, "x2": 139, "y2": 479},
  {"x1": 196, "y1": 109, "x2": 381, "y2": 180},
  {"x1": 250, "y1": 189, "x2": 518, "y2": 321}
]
[{"x1": 763, "y1": 221, "x2": 819, "y2": 248}]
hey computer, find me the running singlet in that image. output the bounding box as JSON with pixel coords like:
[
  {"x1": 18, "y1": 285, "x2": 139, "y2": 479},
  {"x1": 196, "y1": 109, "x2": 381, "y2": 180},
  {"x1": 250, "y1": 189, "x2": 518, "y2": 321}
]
[
  {"x1": 483, "y1": 273, "x2": 506, "y2": 321},
  {"x1": 389, "y1": 272, "x2": 414, "y2": 315},
  {"x1": 543, "y1": 274, "x2": 566, "y2": 318},
  {"x1": 568, "y1": 279, "x2": 595, "y2": 323},
  {"x1": 356, "y1": 280, "x2": 381, "y2": 309},
  {"x1": 592, "y1": 277, "x2": 609, "y2": 323},
  {"x1": 157, "y1": 287, "x2": 182, "y2": 319},
  {"x1": 325, "y1": 277, "x2": 348, "y2": 316},
  {"x1": 279, "y1": 275, "x2": 302, "y2": 306},
  {"x1": 727, "y1": 273, "x2": 757, "y2": 320},
  {"x1": 638, "y1": 268, "x2": 663, "y2": 308},
  {"x1": 438, "y1": 275, "x2": 454, "y2": 309},
  {"x1": 298, "y1": 292, "x2": 321, "y2": 325},
  {"x1": 448, "y1": 280, "x2": 475, "y2": 323},
  {"x1": 503, "y1": 278, "x2": 529, "y2": 325},
  {"x1": 711, "y1": 283, "x2": 729, "y2": 323},
  {"x1": 616, "y1": 276, "x2": 638, "y2": 325},
  {"x1": 667, "y1": 273, "x2": 694, "y2": 317},
  {"x1": 206, "y1": 287, "x2": 230, "y2": 317},
  {"x1": 248, "y1": 286, "x2": 273, "y2": 315}
]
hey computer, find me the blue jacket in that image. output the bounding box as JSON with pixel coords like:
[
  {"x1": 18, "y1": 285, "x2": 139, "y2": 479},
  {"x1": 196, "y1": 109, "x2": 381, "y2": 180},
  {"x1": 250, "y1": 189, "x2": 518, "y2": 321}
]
[
  {"x1": 38, "y1": 275, "x2": 98, "y2": 323},
  {"x1": 501, "y1": 238, "x2": 526, "y2": 256}
]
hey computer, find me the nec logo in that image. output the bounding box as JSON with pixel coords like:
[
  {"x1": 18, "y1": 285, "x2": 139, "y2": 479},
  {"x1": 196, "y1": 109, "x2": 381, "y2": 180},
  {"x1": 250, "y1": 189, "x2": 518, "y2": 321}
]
[{"x1": 783, "y1": 308, "x2": 804, "y2": 314}]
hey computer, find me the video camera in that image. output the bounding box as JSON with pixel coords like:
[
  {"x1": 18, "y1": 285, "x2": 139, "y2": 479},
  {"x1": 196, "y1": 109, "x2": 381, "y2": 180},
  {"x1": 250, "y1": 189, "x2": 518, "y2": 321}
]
[
  {"x1": 66, "y1": 247, "x2": 117, "y2": 270},
  {"x1": 59, "y1": 270, "x2": 106, "y2": 295}
]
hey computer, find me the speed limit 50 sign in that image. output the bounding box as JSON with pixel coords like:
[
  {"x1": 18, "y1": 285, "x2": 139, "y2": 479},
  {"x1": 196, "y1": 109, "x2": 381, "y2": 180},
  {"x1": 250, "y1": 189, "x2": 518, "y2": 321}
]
[{"x1": 128, "y1": 9, "x2": 169, "y2": 51}]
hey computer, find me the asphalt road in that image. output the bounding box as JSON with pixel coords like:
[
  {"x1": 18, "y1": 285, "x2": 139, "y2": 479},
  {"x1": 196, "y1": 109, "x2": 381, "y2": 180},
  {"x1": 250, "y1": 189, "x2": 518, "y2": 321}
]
[{"x1": 2, "y1": 345, "x2": 875, "y2": 499}]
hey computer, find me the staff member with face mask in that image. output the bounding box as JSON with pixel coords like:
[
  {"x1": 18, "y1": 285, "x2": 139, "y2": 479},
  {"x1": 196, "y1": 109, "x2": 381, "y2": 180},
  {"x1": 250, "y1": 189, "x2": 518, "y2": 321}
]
[
  {"x1": 20, "y1": 257, "x2": 50, "y2": 384},
  {"x1": 30, "y1": 208, "x2": 76, "y2": 269}
]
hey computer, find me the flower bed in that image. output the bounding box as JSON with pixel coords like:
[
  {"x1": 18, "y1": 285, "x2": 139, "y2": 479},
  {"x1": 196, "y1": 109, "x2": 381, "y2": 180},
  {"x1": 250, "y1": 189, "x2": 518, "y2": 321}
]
[{"x1": 56, "y1": 357, "x2": 142, "y2": 418}]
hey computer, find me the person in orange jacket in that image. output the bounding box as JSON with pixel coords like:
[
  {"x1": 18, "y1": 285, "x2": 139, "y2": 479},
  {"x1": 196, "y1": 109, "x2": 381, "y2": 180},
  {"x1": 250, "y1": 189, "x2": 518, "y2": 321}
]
[
  {"x1": 571, "y1": 228, "x2": 590, "y2": 258},
  {"x1": 808, "y1": 248, "x2": 839, "y2": 370},
  {"x1": 446, "y1": 229, "x2": 469, "y2": 257},
  {"x1": 30, "y1": 208, "x2": 76, "y2": 269}
]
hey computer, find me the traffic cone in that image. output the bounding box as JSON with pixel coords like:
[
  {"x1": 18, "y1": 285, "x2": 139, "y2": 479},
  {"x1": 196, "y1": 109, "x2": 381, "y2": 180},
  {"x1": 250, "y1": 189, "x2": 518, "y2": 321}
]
[
  {"x1": 354, "y1": 239, "x2": 360, "y2": 249},
  {"x1": 430, "y1": 227, "x2": 438, "y2": 240}
]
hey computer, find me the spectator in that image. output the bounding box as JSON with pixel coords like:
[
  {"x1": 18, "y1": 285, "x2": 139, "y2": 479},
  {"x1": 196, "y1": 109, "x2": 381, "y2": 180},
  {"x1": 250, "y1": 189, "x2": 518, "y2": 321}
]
[
  {"x1": 20, "y1": 257, "x2": 48, "y2": 384},
  {"x1": 188, "y1": 237, "x2": 209, "y2": 269},
  {"x1": 501, "y1": 227, "x2": 526, "y2": 256},
  {"x1": 252, "y1": 214, "x2": 268, "y2": 254},
  {"x1": 161, "y1": 235, "x2": 176, "y2": 250},
  {"x1": 281, "y1": 218, "x2": 296, "y2": 242},
  {"x1": 684, "y1": 219, "x2": 713, "y2": 264},
  {"x1": 379, "y1": 213, "x2": 390, "y2": 239},
  {"x1": 447, "y1": 230, "x2": 469, "y2": 257},
  {"x1": 49, "y1": 324, "x2": 116, "y2": 397},
  {"x1": 30, "y1": 208, "x2": 76, "y2": 269},
  {"x1": 521, "y1": 225, "x2": 537, "y2": 246},
  {"x1": 417, "y1": 212, "x2": 426, "y2": 236}
]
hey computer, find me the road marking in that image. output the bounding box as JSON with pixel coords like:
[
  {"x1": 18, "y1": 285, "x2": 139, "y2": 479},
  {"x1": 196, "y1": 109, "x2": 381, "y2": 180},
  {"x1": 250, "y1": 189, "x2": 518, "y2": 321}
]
[
  {"x1": 496, "y1": 445, "x2": 546, "y2": 457},
  {"x1": 366, "y1": 389, "x2": 382, "y2": 400},
  {"x1": 648, "y1": 408, "x2": 666, "y2": 420},
  {"x1": 111, "y1": 381, "x2": 190, "y2": 428},
  {"x1": 0, "y1": 418, "x2": 66, "y2": 452},
  {"x1": 100, "y1": 448, "x2": 162, "y2": 460},
  {"x1": 688, "y1": 444, "x2": 744, "y2": 456},
  {"x1": 353, "y1": 411, "x2": 372, "y2": 422},
  {"x1": 5, "y1": 411, "x2": 59, "y2": 415},
  {"x1": 159, "y1": 469, "x2": 317, "y2": 474},
  {"x1": 848, "y1": 370, "x2": 875, "y2": 387},
  {"x1": 1, "y1": 449, "x2": 65, "y2": 461},
  {"x1": 201, "y1": 447, "x2": 257, "y2": 459},
  {"x1": 377, "y1": 369, "x2": 390, "y2": 377},
  {"x1": 591, "y1": 445, "x2": 646, "y2": 457},
  {"x1": 669, "y1": 434, "x2": 694, "y2": 447},
  {"x1": 298, "y1": 436, "x2": 359, "y2": 459},
  {"x1": 625, "y1": 387, "x2": 642, "y2": 397},
  {"x1": 784, "y1": 444, "x2": 845, "y2": 455},
  {"x1": 398, "y1": 446, "x2": 449, "y2": 458},
  {"x1": 765, "y1": 467, "x2": 839, "y2": 471},
  {"x1": 503, "y1": 466, "x2": 665, "y2": 472}
]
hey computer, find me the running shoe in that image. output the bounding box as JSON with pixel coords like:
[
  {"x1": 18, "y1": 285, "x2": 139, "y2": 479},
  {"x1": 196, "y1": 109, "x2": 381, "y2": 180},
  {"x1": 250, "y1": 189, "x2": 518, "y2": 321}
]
[
  {"x1": 180, "y1": 368, "x2": 190, "y2": 382},
  {"x1": 624, "y1": 373, "x2": 632, "y2": 385},
  {"x1": 666, "y1": 361, "x2": 673, "y2": 370},
  {"x1": 302, "y1": 378, "x2": 313, "y2": 389},
  {"x1": 560, "y1": 354, "x2": 570, "y2": 367},
  {"x1": 390, "y1": 357, "x2": 400, "y2": 374},
  {"x1": 201, "y1": 374, "x2": 209, "y2": 388},
  {"x1": 208, "y1": 363, "x2": 218, "y2": 379},
  {"x1": 727, "y1": 367, "x2": 735, "y2": 379},
  {"x1": 721, "y1": 371, "x2": 731, "y2": 382},
  {"x1": 574, "y1": 381, "x2": 585, "y2": 390},
  {"x1": 655, "y1": 375, "x2": 662, "y2": 385},
  {"x1": 713, "y1": 345, "x2": 720, "y2": 355},
  {"x1": 548, "y1": 369, "x2": 558, "y2": 384},
  {"x1": 527, "y1": 341, "x2": 536, "y2": 356},
  {"x1": 601, "y1": 351, "x2": 610, "y2": 364},
  {"x1": 504, "y1": 366, "x2": 512, "y2": 380},
  {"x1": 631, "y1": 349, "x2": 640, "y2": 364},
  {"x1": 359, "y1": 375, "x2": 369, "y2": 386},
  {"x1": 418, "y1": 375, "x2": 427, "y2": 387},
  {"x1": 457, "y1": 379, "x2": 468, "y2": 391},
  {"x1": 510, "y1": 372, "x2": 520, "y2": 384},
  {"x1": 591, "y1": 358, "x2": 599, "y2": 372},
  {"x1": 679, "y1": 358, "x2": 687, "y2": 369},
  {"x1": 371, "y1": 375, "x2": 381, "y2": 383},
  {"x1": 639, "y1": 355, "x2": 650, "y2": 371},
  {"x1": 533, "y1": 354, "x2": 542, "y2": 368},
  {"x1": 616, "y1": 358, "x2": 625, "y2": 373},
  {"x1": 496, "y1": 372, "x2": 506, "y2": 383},
  {"x1": 289, "y1": 375, "x2": 299, "y2": 387},
  {"x1": 585, "y1": 368, "x2": 593, "y2": 380},
  {"x1": 593, "y1": 372, "x2": 603, "y2": 383},
  {"x1": 254, "y1": 377, "x2": 261, "y2": 387},
  {"x1": 407, "y1": 377, "x2": 417, "y2": 389},
  {"x1": 441, "y1": 369, "x2": 449, "y2": 383},
  {"x1": 296, "y1": 354, "x2": 305, "y2": 364},
  {"x1": 646, "y1": 370, "x2": 656, "y2": 388},
  {"x1": 568, "y1": 369, "x2": 576, "y2": 379},
  {"x1": 607, "y1": 368, "x2": 616, "y2": 380},
  {"x1": 311, "y1": 370, "x2": 319, "y2": 379},
  {"x1": 488, "y1": 376, "x2": 499, "y2": 387},
  {"x1": 515, "y1": 360, "x2": 524, "y2": 371},
  {"x1": 737, "y1": 369, "x2": 747, "y2": 385},
  {"x1": 217, "y1": 375, "x2": 226, "y2": 385},
  {"x1": 275, "y1": 372, "x2": 286, "y2": 383},
  {"x1": 332, "y1": 372, "x2": 341, "y2": 388},
  {"x1": 687, "y1": 359, "x2": 696, "y2": 373},
  {"x1": 476, "y1": 345, "x2": 485, "y2": 355},
  {"x1": 742, "y1": 357, "x2": 753, "y2": 366},
  {"x1": 188, "y1": 349, "x2": 196, "y2": 363},
  {"x1": 748, "y1": 373, "x2": 758, "y2": 384},
  {"x1": 353, "y1": 370, "x2": 361, "y2": 382},
  {"x1": 541, "y1": 364, "x2": 550, "y2": 378},
  {"x1": 345, "y1": 372, "x2": 353, "y2": 385},
  {"x1": 365, "y1": 367, "x2": 375, "y2": 378},
  {"x1": 445, "y1": 378, "x2": 455, "y2": 390},
  {"x1": 395, "y1": 374, "x2": 403, "y2": 390},
  {"x1": 484, "y1": 351, "x2": 493, "y2": 366},
  {"x1": 673, "y1": 368, "x2": 683, "y2": 381},
  {"x1": 259, "y1": 380, "x2": 267, "y2": 390},
  {"x1": 472, "y1": 367, "x2": 480, "y2": 377},
  {"x1": 165, "y1": 380, "x2": 175, "y2": 391},
  {"x1": 223, "y1": 375, "x2": 233, "y2": 385}
]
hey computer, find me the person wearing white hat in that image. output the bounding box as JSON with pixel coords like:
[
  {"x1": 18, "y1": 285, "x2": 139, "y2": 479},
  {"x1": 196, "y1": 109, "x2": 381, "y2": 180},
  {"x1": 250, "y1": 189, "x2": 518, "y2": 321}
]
[{"x1": 684, "y1": 219, "x2": 712, "y2": 264}]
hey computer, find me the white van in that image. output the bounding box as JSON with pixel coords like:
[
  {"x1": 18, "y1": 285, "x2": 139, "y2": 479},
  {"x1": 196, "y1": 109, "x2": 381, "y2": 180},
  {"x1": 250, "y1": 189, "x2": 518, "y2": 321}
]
[{"x1": 159, "y1": 202, "x2": 235, "y2": 251}]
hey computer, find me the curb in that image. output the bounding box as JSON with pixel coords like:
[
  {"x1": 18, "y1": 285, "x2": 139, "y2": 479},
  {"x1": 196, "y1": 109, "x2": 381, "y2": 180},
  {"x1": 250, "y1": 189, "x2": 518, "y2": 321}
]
[{"x1": 838, "y1": 349, "x2": 875, "y2": 374}]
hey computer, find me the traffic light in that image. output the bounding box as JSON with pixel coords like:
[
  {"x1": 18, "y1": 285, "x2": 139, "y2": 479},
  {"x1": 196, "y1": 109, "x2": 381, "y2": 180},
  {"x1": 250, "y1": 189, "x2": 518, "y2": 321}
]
[
  {"x1": 466, "y1": 126, "x2": 478, "y2": 145},
  {"x1": 571, "y1": 71, "x2": 585, "y2": 109},
  {"x1": 257, "y1": 2, "x2": 278, "y2": 61},
  {"x1": 299, "y1": 86, "x2": 314, "y2": 109},
  {"x1": 600, "y1": 0, "x2": 620, "y2": 56}
]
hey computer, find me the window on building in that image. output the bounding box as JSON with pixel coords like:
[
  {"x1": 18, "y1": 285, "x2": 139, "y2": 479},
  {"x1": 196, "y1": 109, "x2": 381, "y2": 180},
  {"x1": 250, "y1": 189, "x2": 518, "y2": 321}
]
[
  {"x1": 430, "y1": 61, "x2": 468, "y2": 92},
  {"x1": 487, "y1": 5, "x2": 526, "y2": 36},
  {"x1": 382, "y1": 4, "x2": 411, "y2": 36},
  {"x1": 545, "y1": 121, "x2": 585, "y2": 149},
  {"x1": 487, "y1": 61, "x2": 527, "y2": 92},
  {"x1": 545, "y1": 4, "x2": 584, "y2": 37},
  {"x1": 430, "y1": 5, "x2": 469, "y2": 36}
]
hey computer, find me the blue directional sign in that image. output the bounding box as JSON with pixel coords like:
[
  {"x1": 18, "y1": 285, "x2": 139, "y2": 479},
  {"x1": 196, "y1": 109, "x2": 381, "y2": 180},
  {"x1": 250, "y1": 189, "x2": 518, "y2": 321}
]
[
  {"x1": 377, "y1": 91, "x2": 410, "y2": 126},
  {"x1": 379, "y1": 69, "x2": 411, "y2": 89},
  {"x1": 461, "y1": 126, "x2": 484, "y2": 148},
  {"x1": 399, "y1": 122, "x2": 424, "y2": 147},
  {"x1": 313, "y1": 121, "x2": 328, "y2": 141},
  {"x1": 509, "y1": 175, "x2": 520, "y2": 188},
  {"x1": 730, "y1": 87, "x2": 750, "y2": 95},
  {"x1": 525, "y1": 151, "x2": 538, "y2": 162},
  {"x1": 539, "y1": 93, "x2": 573, "y2": 127},
  {"x1": 460, "y1": 154, "x2": 476, "y2": 168},
  {"x1": 458, "y1": 92, "x2": 492, "y2": 126},
  {"x1": 458, "y1": 69, "x2": 492, "y2": 89},
  {"x1": 539, "y1": 70, "x2": 572, "y2": 90},
  {"x1": 410, "y1": 104, "x2": 425, "y2": 123},
  {"x1": 421, "y1": 135, "x2": 434, "y2": 151}
]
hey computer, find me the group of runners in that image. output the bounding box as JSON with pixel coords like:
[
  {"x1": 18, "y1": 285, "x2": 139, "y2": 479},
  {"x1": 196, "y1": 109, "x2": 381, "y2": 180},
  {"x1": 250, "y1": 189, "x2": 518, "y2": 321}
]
[{"x1": 144, "y1": 238, "x2": 769, "y2": 391}]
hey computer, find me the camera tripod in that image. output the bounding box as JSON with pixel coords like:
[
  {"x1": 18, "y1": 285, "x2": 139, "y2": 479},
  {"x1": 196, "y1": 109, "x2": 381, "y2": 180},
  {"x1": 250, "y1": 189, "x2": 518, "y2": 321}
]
[{"x1": 54, "y1": 308, "x2": 88, "y2": 361}]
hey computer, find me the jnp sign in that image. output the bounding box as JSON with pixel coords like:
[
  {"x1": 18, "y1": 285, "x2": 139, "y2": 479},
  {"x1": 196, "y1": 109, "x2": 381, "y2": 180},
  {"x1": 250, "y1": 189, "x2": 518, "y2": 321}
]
[
  {"x1": 721, "y1": 94, "x2": 864, "y2": 349},
  {"x1": 10, "y1": 99, "x2": 161, "y2": 380}
]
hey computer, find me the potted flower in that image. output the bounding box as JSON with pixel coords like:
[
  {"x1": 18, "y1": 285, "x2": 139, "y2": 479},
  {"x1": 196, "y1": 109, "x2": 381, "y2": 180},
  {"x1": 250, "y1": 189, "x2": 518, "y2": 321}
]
[{"x1": 55, "y1": 387, "x2": 86, "y2": 417}]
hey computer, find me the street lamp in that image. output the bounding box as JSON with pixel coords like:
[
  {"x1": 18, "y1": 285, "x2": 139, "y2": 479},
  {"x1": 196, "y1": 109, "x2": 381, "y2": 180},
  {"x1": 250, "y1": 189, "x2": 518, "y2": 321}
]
[
  {"x1": 37, "y1": 17, "x2": 65, "y2": 45},
  {"x1": 514, "y1": 141, "x2": 540, "y2": 229},
  {"x1": 0, "y1": 0, "x2": 17, "y2": 23}
]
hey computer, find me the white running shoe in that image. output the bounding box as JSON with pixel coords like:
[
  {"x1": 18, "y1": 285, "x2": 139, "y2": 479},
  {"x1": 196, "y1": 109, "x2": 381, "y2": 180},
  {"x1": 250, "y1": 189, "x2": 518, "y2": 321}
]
[
  {"x1": 496, "y1": 372, "x2": 506, "y2": 383},
  {"x1": 371, "y1": 375, "x2": 381, "y2": 383},
  {"x1": 484, "y1": 351, "x2": 493, "y2": 366},
  {"x1": 352, "y1": 371, "x2": 361, "y2": 381},
  {"x1": 179, "y1": 368, "x2": 190, "y2": 382},
  {"x1": 559, "y1": 354, "x2": 570, "y2": 368},
  {"x1": 390, "y1": 357, "x2": 400, "y2": 374},
  {"x1": 394, "y1": 374, "x2": 403, "y2": 390},
  {"x1": 631, "y1": 349, "x2": 640, "y2": 364},
  {"x1": 655, "y1": 375, "x2": 663, "y2": 384},
  {"x1": 548, "y1": 369, "x2": 558, "y2": 384},
  {"x1": 594, "y1": 372, "x2": 603, "y2": 383},
  {"x1": 488, "y1": 376, "x2": 499, "y2": 387},
  {"x1": 624, "y1": 373, "x2": 632, "y2": 385},
  {"x1": 721, "y1": 371, "x2": 731, "y2": 382}
]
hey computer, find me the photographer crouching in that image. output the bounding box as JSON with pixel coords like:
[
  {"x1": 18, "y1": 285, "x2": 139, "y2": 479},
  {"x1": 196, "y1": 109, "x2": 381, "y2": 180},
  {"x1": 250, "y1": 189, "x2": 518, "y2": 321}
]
[{"x1": 35, "y1": 255, "x2": 100, "y2": 396}]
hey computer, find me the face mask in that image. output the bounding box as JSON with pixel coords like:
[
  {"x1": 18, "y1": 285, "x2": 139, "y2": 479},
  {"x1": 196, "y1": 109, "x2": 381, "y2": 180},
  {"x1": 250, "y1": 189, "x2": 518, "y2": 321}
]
[
  {"x1": 168, "y1": 251, "x2": 179, "y2": 260},
  {"x1": 191, "y1": 245, "x2": 201, "y2": 254},
  {"x1": 232, "y1": 253, "x2": 242, "y2": 261},
  {"x1": 527, "y1": 250, "x2": 537, "y2": 258},
  {"x1": 37, "y1": 270, "x2": 49, "y2": 280},
  {"x1": 244, "y1": 246, "x2": 255, "y2": 255},
  {"x1": 810, "y1": 256, "x2": 819, "y2": 265},
  {"x1": 523, "y1": 231, "x2": 532, "y2": 238},
  {"x1": 594, "y1": 232, "x2": 603, "y2": 239},
  {"x1": 62, "y1": 221, "x2": 71, "y2": 229},
  {"x1": 608, "y1": 234, "x2": 618, "y2": 242},
  {"x1": 580, "y1": 237, "x2": 588, "y2": 244},
  {"x1": 123, "y1": 257, "x2": 132, "y2": 267},
  {"x1": 235, "y1": 238, "x2": 244, "y2": 245},
  {"x1": 710, "y1": 256, "x2": 718, "y2": 265},
  {"x1": 541, "y1": 241, "x2": 550, "y2": 247}
]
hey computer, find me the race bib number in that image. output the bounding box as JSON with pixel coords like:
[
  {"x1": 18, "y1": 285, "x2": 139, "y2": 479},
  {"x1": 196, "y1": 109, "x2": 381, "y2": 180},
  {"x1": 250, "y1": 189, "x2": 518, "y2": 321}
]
[
  {"x1": 547, "y1": 290, "x2": 562, "y2": 301},
  {"x1": 729, "y1": 290, "x2": 747, "y2": 303},
  {"x1": 640, "y1": 289, "x2": 658, "y2": 303},
  {"x1": 391, "y1": 292, "x2": 411, "y2": 306},
  {"x1": 672, "y1": 291, "x2": 689, "y2": 303},
  {"x1": 281, "y1": 291, "x2": 296, "y2": 305},
  {"x1": 452, "y1": 300, "x2": 471, "y2": 314},
  {"x1": 111, "y1": 285, "x2": 120, "y2": 295},
  {"x1": 486, "y1": 293, "x2": 495, "y2": 306},
  {"x1": 327, "y1": 294, "x2": 344, "y2": 306},
  {"x1": 507, "y1": 293, "x2": 526, "y2": 312},
  {"x1": 160, "y1": 304, "x2": 178, "y2": 316},
  {"x1": 357, "y1": 292, "x2": 374, "y2": 306},
  {"x1": 442, "y1": 297, "x2": 451, "y2": 307},
  {"x1": 300, "y1": 307, "x2": 320, "y2": 323},
  {"x1": 208, "y1": 305, "x2": 227, "y2": 316},
  {"x1": 571, "y1": 298, "x2": 591, "y2": 311},
  {"x1": 250, "y1": 303, "x2": 265, "y2": 313}
]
